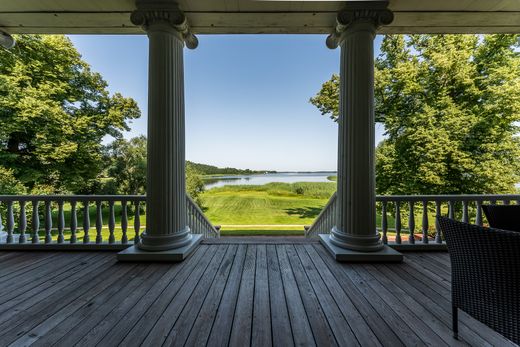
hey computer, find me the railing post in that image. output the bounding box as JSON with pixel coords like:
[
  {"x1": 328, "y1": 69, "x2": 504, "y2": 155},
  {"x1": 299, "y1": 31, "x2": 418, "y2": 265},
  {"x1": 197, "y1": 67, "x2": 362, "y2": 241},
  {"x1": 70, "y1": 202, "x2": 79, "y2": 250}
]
[
  {"x1": 395, "y1": 201, "x2": 401, "y2": 244},
  {"x1": 422, "y1": 200, "x2": 429, "y2": 244},
  {"x1": 18, "y1": 200, "x2": 26, "y2": 243},
  {"x1": 96, "y1": 201, "x2": 103, "y2": 244},
  {"x1": 121, "y1": 200, "x2": 128, "y2": 244},
  {"x1": 408, "y1": 201, "x2": 415, "y2": 244},
  {"x1": 31, "y1": 200, "x2": 39, "y2": 244},
  {"x1": 134, "y1": 201, "x2": 141, "y2": 245},
  {"x1": 108, "y1": 200, "x2": 115, "y2": 244},
  {"x1": 475, "y1": 200, "x2": 483, "y2": 226},
  {"x1": 381, "y1": 201, "x2": 388, "y2": 244},
  {"x1": 6, "y1": 201, "x2": 14, "y2": 244},
  {"x1": 462, "y1": 201, "x2": 469, "y2": 223},
  {"x1": 435, "y1": 201, "x2": 442, "y2": 243},
  {"x1": 448, "y1": 201, "x2": 455, "y2": 220},
  {"x1": 57, "y1": 200, "x2": 65, "y2": 244},
  {"x1": 83, "y1": 200, "x2": 90, "y2": 244},
  {"x1": 44, "y1": 200, "x2": 52, "y2": 244},
  {"x1": 70, "y1": 200, "x2": 77, "y2": 244}
]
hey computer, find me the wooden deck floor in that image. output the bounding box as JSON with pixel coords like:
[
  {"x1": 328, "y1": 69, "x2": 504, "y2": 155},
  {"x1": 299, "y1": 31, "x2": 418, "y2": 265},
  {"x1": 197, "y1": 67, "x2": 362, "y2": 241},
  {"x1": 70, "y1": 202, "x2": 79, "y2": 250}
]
[{"x1": 0, "y1": 240, "x2": 516, "y2": 347}]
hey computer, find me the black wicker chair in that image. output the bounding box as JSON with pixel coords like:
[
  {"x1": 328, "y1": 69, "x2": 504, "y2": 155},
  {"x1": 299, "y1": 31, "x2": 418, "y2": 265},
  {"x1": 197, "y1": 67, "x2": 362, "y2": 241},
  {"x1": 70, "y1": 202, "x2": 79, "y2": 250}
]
[
  {"x1": 438, "y1": 216, "x2": 520, "y2": 344},
  {"x1": 481, "y1": 204, "x2": 520, "y2": 232}
]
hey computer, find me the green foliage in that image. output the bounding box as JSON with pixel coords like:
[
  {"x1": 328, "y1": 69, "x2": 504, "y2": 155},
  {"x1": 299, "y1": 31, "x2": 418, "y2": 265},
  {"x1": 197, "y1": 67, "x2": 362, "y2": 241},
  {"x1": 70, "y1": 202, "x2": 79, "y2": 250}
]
[
  {"x1": 187, "y1": 161, "x2": 276, "y2": 175},
  {"x1": 0, "y1": 166, "x2": 26, "y2": 195},
  {"x1": 208, "y1": 182, "x2": 336, "y2": 199},
  {"x1": 186, "y1": 164, "x2": 205, "y2": 207},
  {"x1": 103, "y1": 136, "x2": 147, "y2": 195},
  {"x1": 311, "y1": 34, "x2": 520, "y2": 194},
  {"x1": 0, "y1": 35, "x2": 140, "y2": 194}
]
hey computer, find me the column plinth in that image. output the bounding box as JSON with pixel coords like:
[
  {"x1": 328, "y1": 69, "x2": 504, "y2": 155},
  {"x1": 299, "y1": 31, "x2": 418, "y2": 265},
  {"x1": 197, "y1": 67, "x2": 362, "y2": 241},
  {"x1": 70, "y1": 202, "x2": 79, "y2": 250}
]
[
  {"x1": 118, "y1": 1, "x2": 201, "y2": 261},
  {"x1": 320, "y1": 2, "x2": 402, "y2": 262}
]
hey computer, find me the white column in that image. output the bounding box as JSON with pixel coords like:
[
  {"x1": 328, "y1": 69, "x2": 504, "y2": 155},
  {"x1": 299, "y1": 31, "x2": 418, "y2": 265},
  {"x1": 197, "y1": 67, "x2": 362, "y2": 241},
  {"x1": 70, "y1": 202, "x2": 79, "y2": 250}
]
[
  {"x1": 130, "y1": 1, "x2": 198, "y2": 252},
  {"x1": 326, "y1": 3, "x2": 394, "y2": 252}
]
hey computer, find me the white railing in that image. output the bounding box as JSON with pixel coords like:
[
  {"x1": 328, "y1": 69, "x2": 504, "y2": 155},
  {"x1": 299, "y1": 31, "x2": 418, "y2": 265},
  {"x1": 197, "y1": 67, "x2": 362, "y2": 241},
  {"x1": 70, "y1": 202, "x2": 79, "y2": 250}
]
[
  {"x1": 306, "y1": 194, "x2": 520, "y2": 248},
  {"x1": 0, "y1": 195, "x2": 218, "y2": 249}
]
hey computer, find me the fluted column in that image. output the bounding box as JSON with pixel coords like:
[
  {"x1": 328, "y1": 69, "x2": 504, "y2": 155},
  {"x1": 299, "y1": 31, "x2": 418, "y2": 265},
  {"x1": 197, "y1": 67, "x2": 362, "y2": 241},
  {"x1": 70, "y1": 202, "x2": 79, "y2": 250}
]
[
  {"x1": 320, "y1": 2, "x2": 401, "y2": 261},
  {"x1": 125, "y1": 1, "x2": 198, "y2": 254}
]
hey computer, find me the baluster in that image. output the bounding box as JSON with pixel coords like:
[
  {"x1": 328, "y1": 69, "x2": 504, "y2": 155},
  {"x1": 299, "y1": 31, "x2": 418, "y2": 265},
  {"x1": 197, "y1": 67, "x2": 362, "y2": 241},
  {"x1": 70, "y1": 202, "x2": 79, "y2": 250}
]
[
  {"x1": 121, "y1": 200, "x2": 128, "y2": 244},
  {"x1": 422, "y1": 201, "x2": 429, "y2": 244},
  {"x1": 462, "y1": 201, "x2": 469, "y2": 223},
  {"x1": 448, "y1": 201, "x2": 455, "y2": 219},
  {"x1": 96, "y1": 201, "x2": 103, "y2": 244},
  {"x1": 435, "y1": 201, "x2": 442, "y2": 243},
  {"x1": 19, "y1": 200, "x2": 27, "y2": 243},
  {"x1": 134, "y1": 201, "x2": 140, "y2": 244},
  {"x1": 395, "y1": 201, "x2": 401, "y2": 244},
  {"x1": 70, "y1": 200, "x2": 77, "y2": 244},
  {"x1": 475, "y1": 200, "x2": 483, "y2": 226},
  {"x1": 32, "y1": 200, "x2": 40, "y2": 244},
  {"x1": 57, "y1": 201, "x2": 65, "y2": 243},
  {"x1": 408, "y1": 201, "x2": 415, "y2": 244},
  {"x1": 6, "y1": 201, "x2": 14, "y2": 243},
  {"x1": 503, "y1": 200, "x2": 510, "y2": 205},
  {"x1": 45, "y1": 200, "x2": 52, "y2": 244},
  {"x1": 381, "y1": 201, "x2": 388, "y2": 244},
  {"x1": 0, "y1": 203, "x2": 2, "y2": 240},
  {"x1": 108, "y1": 200, "x2": 115, "y2": 244},
  {"x1": 82, "y1": 200, "x2": 90, "y2": 243},
  {"x1": 490, "y1": 199, "x2": 497, "y2": 205}
]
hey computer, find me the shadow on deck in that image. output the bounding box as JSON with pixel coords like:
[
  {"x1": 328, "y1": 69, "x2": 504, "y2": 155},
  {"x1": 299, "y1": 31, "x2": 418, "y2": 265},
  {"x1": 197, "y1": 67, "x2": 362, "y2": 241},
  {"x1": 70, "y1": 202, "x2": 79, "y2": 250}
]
[{"x1": 0, "y1": 239, "x2": 515, "y2": 346}]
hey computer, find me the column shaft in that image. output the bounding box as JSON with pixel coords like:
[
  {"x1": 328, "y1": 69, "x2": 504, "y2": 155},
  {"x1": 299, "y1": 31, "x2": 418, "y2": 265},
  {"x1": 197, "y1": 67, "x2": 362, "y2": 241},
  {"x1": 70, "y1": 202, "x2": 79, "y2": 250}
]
[
  {"x1": 139, "y1": 24, "x2": 191, "y2": 251},
  {"x1": 330, "y1": 21, "x2": 383, "y2": 252}
]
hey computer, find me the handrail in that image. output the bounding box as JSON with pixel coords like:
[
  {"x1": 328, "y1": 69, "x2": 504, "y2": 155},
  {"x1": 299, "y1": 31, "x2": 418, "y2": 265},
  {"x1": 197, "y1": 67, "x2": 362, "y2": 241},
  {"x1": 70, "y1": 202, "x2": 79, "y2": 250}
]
[
  {"x1": 0, "y1": 194, "x2": 218, "y2": 247},
  {"x1": 306, "y1": 194, "x2": 520, "y2": 246},
  {"x1": 186, "y1": 195, "x2": 220, "y2": 239}
]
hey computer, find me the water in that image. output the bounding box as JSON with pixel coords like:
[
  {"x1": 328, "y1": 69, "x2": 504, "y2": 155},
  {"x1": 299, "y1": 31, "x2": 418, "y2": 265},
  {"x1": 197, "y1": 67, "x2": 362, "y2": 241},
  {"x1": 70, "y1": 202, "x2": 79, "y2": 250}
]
[{"x1": 204, "y1": 172, "x2": 336, "y2": 189}]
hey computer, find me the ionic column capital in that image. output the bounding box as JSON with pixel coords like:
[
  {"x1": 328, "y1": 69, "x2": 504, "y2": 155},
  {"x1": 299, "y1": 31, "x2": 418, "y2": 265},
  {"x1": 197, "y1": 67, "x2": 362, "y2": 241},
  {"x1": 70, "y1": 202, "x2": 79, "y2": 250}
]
[
  {"x1": 131, "y1": 0, "x2": 198, "y2": 49},
  {"x1": 326, "y1": 1, "x2": 393, "y2": 49}
]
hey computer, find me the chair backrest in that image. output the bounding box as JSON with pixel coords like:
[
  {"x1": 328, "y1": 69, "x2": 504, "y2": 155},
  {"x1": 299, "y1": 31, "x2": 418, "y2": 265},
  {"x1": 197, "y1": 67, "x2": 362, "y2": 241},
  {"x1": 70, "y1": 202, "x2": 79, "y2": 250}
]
[
  {"x1": 481, "y1": 204, "x2": 520, "y2": 232},
  {"x1": 438, "y1": 216, "x2": 520, "y2": 344}
]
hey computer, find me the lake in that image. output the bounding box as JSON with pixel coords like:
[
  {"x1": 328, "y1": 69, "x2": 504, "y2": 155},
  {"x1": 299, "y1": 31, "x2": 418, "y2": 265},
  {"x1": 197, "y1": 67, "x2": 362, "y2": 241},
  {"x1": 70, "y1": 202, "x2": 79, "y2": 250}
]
[{"x1": 204, "y1": 172, "x2": 336, "y2": 189}]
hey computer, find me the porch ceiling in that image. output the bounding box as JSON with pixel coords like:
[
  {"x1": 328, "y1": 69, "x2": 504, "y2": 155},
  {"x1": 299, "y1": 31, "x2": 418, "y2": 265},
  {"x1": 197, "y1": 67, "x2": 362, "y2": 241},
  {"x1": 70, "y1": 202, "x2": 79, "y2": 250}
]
[{"x1": 0, "y1": 0, "x2": 519, "y2": 35}]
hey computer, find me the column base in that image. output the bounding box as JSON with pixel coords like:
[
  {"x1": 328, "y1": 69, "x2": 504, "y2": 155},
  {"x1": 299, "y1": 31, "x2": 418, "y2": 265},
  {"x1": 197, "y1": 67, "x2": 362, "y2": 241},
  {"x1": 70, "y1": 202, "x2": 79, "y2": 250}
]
[
  {"x1": 319, "y1": 234, "x2": 403, "y2": 262},
  {"x1": 117, "y1": 234, "x2": 202, "y2": 262}
]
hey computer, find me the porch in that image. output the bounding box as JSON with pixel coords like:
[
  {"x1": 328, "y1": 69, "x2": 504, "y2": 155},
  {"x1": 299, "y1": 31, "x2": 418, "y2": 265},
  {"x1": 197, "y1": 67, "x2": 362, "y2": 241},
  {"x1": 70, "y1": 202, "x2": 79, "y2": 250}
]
[{"x1": 0, "y1": 240, "x2": 516, "y2": 347}]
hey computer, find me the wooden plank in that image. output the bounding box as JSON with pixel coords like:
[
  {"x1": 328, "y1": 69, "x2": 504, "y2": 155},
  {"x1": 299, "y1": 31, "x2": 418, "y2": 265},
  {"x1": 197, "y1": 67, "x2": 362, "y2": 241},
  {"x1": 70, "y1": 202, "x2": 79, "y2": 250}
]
[
  {"x1": 251, "y1": 244, "x2": 272, "y2": 347},
  {"x1": 313, "y1": 246, "x2": 424, "y2": 346},
  {"x1": 206, "y1": 244, "x2": 247, "y2": 347},
  {"x1": 301, "y1": 245, "x2": 382, "y2": 346},
  {"x1": 228, "y1": 244, "x2": 257, "y2": 347},
  {"x1": 0, "y1": 252, "x2": 58, "y2": 280},
  {"x1": 386, "y1": 261, "x2": 517, "y2": 346},
  {"x1": 379, "y1": 263, "x2": 492, "y2": 347},
  {"x1": 363, "y1": 264, "x2": 461, "y2": 346},
  {"x1": 160, "y1": 245, "x2": 233, "y2": 347},
  {"x1": 276, "y1": 244, "x2": 316, "y2": 346},
  {"x1": 0, "y1": 253, "x2": 114, "y2": 327},
  {"x1": 311, "y1": 244, "x2": 404, "y2": 347},
  {"x1": 0, "y1": 252, "x2": 104, "y2": 311},
  {"x1": 36, "y1": 263, "x2": 168, "y2": 346},
  {"x1": 0, "y1": 258, "x2": 135, "y2": 345},
  {"x1": 266, "y1": 244, "x2": 294, "y2": 347},
  {"x1": 118, "y1": 245, "x2": 218, "y2": 346},
  {"x1": 293, "y1": 245, "x2": 359, "y2": 347},
  {"x1": 85, "y1": 247, "x2": 207, "y2": 347},
  {"x1": 9, "y1": 264, "x2": 149, "y2": 346},
  {"x1": 184, "y1": 245, "x2": 244, "y2": 347},
  {"x1": 0, "y1": 251, "x2": 87, "y2": 296},
  {"x1": 285, "y1": 245, "x2": 337, "y2": 346}
]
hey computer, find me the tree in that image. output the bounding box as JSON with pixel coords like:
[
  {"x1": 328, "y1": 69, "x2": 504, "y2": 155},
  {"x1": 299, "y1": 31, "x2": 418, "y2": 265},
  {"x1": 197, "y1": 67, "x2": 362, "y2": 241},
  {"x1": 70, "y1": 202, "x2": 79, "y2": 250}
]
[
  {"x1": 103, "y1": 136, "x2": 147, "y2": 195},
  {"x1": 310, "y1": 34, "x2": 520, "y2": 194},
  {"x1": 103, "y1": 136, "x2": 206, "y2": 206},
  {"x1": 0, "y1": 35, "x2": 140, "y2": 194}
]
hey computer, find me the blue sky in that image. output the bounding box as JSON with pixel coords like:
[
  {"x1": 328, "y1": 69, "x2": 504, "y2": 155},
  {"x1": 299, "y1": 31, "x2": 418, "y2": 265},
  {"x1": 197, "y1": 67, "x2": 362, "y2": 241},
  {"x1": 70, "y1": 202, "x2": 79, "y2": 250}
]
[{"x1": 69, "y1": 35, "x2": 384, "y2": 171}]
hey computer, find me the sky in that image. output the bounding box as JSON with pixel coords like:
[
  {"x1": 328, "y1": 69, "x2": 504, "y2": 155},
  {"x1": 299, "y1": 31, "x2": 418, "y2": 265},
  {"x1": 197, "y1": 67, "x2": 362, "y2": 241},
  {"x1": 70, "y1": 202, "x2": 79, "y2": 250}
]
[{"x1": 68, "y1": 34, "x2": 384, "y2": 172}]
